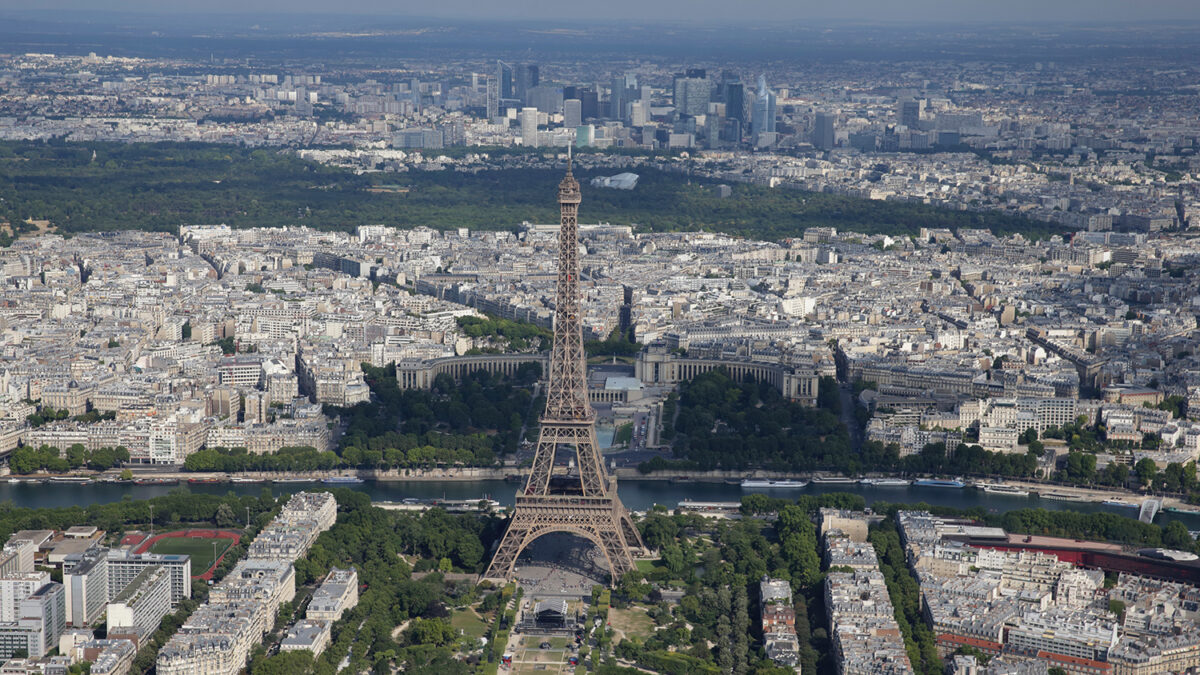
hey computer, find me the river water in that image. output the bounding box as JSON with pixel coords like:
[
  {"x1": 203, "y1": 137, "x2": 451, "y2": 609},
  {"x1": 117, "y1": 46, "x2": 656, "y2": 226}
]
[{"x1": 5, "y1": 480, "x2": 1200, "y2": 529}]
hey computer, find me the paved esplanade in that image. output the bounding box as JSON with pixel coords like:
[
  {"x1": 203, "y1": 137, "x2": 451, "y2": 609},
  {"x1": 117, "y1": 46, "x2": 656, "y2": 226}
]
[{"x1": 483, "y1": 153, "x2": 645, "y2": 585}]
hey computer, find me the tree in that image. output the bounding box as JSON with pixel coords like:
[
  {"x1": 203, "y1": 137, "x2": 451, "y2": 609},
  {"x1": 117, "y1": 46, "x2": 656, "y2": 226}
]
[
  {"x1": 214, "y1": 503, "x2": 237, "y2": 528},
  {"x1": 249, "y1": 649, "x2": 316, "y2": 675},
  {"x1": 1063, "y1": 452, "x2": 1096, "y2": 483},
  {"x1": 404, "y1": 618, "x2": 456, "y2": 647},
  {"x1": 1162, "y1": 520, "x2": 1192, "y2": 549},
  {"x1": 1134, "y1": 458, "x2": 1159, "y2": 487}
]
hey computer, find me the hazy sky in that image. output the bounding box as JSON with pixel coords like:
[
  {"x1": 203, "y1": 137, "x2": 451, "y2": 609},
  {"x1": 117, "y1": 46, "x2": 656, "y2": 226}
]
[{"x1": 3, "y1": 0, "x2": 1200, "y2": 24}]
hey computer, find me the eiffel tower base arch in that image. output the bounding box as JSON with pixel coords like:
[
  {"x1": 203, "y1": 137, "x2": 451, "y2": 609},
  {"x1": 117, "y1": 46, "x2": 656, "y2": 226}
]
[{"x1": 482, "y1": 494, "x2": 641, "y2": 585}]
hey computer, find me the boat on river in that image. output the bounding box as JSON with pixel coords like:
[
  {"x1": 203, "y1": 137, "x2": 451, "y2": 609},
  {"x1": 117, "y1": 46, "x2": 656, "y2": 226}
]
[
  {"x1": 1102, "y1": 499, "x2": 1139, "y2": 509},
  {"x1": 322, "y1": 476, "x2": 365, "y2": 485},
  {"x1": 741, "y1": 479, "x2": 809, "y2": 489},
  {"x1": 913, "y1": 478, "x2": 966, "y2": 489},
  {"x1": 860, "y1": 478, "x2": 910, "y2": 487},
  {"x1": 810, "y1": 476, "x2": 855, "y2": 484},
  {"x1": 978, "y1": 483, "x2": 1031, "y2": 497}
]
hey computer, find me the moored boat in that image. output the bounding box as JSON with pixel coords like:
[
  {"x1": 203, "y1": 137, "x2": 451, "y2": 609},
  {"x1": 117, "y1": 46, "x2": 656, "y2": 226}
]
[
  {"x1": 810, "y1": 475, "x2": 855, "y2": 484},
  {"x1": 979, "y1": 483, "x2": 1031, "y2": 497},
  {"x1": 913, "y1": 478, "x2": 966, "y2": 489},
  {"x1": 741, "y1": 479, "x2": 809, "y2": 489},
  {"x1": 860, "y1": 478, "x2": 910, "y2": 487},
  {"x1": 321, "y1": 476, "x2": 365, "y2": 485}
]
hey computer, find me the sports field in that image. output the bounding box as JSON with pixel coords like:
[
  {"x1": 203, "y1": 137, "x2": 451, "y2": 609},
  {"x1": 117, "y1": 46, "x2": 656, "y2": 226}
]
[{"x1": 134, "y1": 529, "x2": 240, "y2": 579}]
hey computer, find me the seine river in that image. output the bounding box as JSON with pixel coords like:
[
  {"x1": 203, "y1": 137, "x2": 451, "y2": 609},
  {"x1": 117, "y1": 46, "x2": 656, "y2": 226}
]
[{"x1": 5, "y1": 480, "x2": 1200, "y2": 529}]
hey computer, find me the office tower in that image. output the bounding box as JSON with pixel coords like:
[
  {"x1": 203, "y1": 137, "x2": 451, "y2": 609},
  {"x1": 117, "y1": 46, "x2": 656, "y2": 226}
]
[
  {"x1": 607, "y1": 73, "x2": 637, "y2": 119},
  {"x1": 705, "y1": 114, "x2": 722, "y2": 149},
  {"x1": 496, "y1": 60, "x2": 514, "y2": 99},
  {"x1": 484, "y1": 158, "x2": 645, "y2": 585},
  {"x1": 722, "y1": 117, "x2": 743, "y2": 143},
  {"x1": 520, "y1": 107, "x2": 539, "y2": 147},
  {"x1": 576, "y1": 125, "x2": 595, "y2": 147},
  {"x1": 485, "y1": 77, "x2": 499, "y2": 120},
  {"x1": 673, "y1": 75, "x2": 710, "y2": 118},
  {"x1": 899, "y1": 98, "x2": 924, "y2": 128},
  {"x1": 725, "y1": 82, "x2": 746, "y2": 123},
  {"x1": 609, "y1": 74, "x2": 636, "y2": 120},
  {"x1": 686, "y1": 68, "x2": 706, "y2": 79},
  {"x1": 578, "y1": 88, "x2": 599, "y2": 120},
  {"x1": 564, "y1": 98, "x2": 582, "y2": 128},
  {"x1": 516, "y1": 63, "x2": 539, "y2": 101},
  {"x1": 813, "y1": 111, "x2": 836, "y2": 150},
  {"x1": 630, "y1": 100, "x2": 648, "y2": 127},
  {"x1": 527, "y1": 86, "x2": 563, "y2": 114},
  {"x1": 751, "y1": 74, "x2": 777, "y2": 139}
]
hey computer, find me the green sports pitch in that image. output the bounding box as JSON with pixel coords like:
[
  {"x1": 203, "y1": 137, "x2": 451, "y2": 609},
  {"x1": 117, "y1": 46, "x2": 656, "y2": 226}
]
[{"x1": 147, "y1": 535, "x2": 234, "y2": 574}]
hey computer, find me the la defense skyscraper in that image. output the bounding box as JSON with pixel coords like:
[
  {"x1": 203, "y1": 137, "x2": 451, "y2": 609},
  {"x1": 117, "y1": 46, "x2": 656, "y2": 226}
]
[{"x1": 483, "y1": 154, "x2": 645, "y2": 584}]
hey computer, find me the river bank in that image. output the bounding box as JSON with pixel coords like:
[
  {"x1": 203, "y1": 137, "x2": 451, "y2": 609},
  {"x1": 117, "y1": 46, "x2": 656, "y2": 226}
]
[
  {"x1": 7, "y1": 466, "x2": 1200, "y2": 519},
  {"x1": 619, "y1": 469, "x2": 1200, "y2": 516}
]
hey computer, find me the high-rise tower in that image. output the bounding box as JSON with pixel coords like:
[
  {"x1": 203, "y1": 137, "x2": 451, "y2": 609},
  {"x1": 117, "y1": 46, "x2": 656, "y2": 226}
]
[
  {"x1": 751, "y1": 74, "x2": 777, "y2": 140},
  {"x1": 483, "y1": 154, "x2": 644, "y2": 585}
]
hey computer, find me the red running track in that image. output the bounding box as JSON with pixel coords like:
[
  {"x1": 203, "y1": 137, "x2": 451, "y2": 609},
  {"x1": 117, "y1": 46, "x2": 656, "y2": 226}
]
[{"x1": 133, "y1": 529, "x2": 241, "y2": 580}]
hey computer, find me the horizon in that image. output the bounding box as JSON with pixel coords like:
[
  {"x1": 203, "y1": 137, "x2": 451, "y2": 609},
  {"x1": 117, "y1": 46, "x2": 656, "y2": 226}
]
[{"x1": 3, "y1": 4, "x2": 1200, "y2": 26}]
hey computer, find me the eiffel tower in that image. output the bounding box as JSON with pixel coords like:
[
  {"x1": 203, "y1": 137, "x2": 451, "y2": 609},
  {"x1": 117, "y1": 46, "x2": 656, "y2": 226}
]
[{"x1": 483, "y1": 153, "x2": 644, "y2": 585}]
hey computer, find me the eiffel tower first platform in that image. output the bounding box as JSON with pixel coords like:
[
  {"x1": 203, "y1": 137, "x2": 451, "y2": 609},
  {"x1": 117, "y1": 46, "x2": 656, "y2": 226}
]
[{"x1": 482, "y1": 155, "x2": 645, "y2": 585}]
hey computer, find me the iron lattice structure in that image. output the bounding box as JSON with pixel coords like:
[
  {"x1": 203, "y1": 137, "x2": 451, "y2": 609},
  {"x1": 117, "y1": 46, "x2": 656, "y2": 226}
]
[{"x1": 483, "y1": 159, "x2": 644, "y2": 584}]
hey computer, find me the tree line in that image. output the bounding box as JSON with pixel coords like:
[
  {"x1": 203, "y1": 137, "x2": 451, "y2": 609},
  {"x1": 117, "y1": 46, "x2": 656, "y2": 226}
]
[{"x1": 9, "y1": 444, "x2": 130, "y2": 474}]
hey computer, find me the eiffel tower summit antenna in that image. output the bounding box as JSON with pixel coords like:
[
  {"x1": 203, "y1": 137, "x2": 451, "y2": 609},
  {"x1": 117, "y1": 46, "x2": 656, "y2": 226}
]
[{"x1": 482, "y1": 158, "x2": 644, "y2": 585}]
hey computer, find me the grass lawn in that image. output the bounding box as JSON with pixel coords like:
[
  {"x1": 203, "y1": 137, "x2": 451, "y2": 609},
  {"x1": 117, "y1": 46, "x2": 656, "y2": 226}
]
[
  {"x1": 451, "y1": 610, "x2": 490, "y2": 641},
  {"x1": 149, "y1": 535, "x2": 232, "y2": 573},
  {"x1": 614, "y1": 423, "x2": 633, "y2": 446},
  {"x1": 608, "y1": 608, "x2": 654, "y2": 637},
  {"x1": 635, "y1": 560, "x2": 660, "y2": 574}
]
